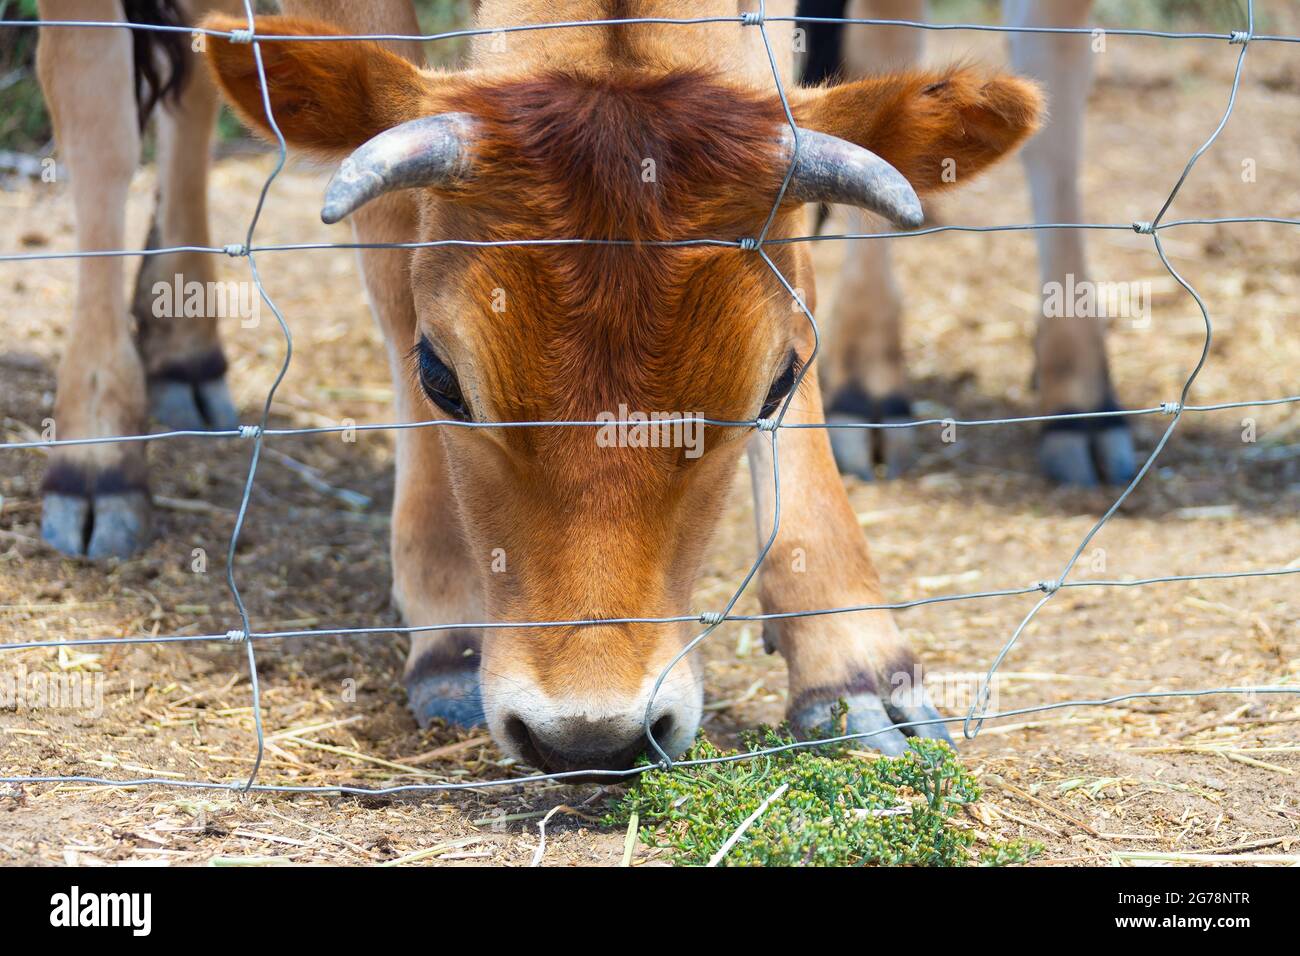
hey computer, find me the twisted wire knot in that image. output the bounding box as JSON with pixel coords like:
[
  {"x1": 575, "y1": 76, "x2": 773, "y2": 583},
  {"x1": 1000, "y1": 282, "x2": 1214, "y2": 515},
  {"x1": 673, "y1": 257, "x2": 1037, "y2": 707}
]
[
  {"x1": 1160, "y1": 401, "x2": 1182, "y2": 415},
  {"x1": 700, "y1": 611, "x2": 726, "y2": 627},
  {"x1": 755, "y1": 417, "x2": 779, "y2": 433},
  {"x1": 225, "y1": 628, "x2": 248, "y2": 643},
  {"x1": 223, "y1": 242, "x2": 248, "y2": 257},
  {"x1": 1036, "y1": 579, "x2": 1061, "y2": 594},
  {"x1": 740, "y1": 11, "x2": 765, "y2": 26},
  {"x1": 738, "y1": 237, "x2": 759, "y2": 251},
  {"x1": 1229, "y1": 30, "x2": 1251, "y2": 45},
  {"x1": 1132, "y1": 220, "x2": 1154, "y2": 235},
  {"x1": 238, "y1": 424, "x2": 263, "y2": 439},
  {"x1": 228, "y1": 28, "x2": 254, "y2": 44}
]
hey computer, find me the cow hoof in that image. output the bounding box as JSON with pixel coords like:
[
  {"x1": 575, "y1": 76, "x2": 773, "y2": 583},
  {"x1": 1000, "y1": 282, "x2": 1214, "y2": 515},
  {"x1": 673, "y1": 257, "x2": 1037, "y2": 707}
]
[
  {"x1": 1039, "y1": 431, "x2": 1099, "y2": 486},
  {"x1": 879, "y1": 419, "x2": 918, "y2": 479},
  {"x1": 827, "y1": 418, "x2": 874, "y2": 480},
  {"x1": 149, "y1": 376, "x2": 240, "y2": 431},
  {"x1": 41, "y1": 490, "x2": 151, "y2": 558},
  {"x1": 406, "y1": 661, "x2": 485, "y2": 729},
  {"x1": 1093, "y1": 424, "x2": 1138, "y2": 486},
  {"x1": 1040, "y1": 400, "x2": 1137, "y2": 487},
  {"x1": 147, "y1": 351, "x2": 240, "y2": 431},
  {"x1": 826, "y1": 386, "x2": 916, "y2": 480},
  {"x1": 790, "y1": 688, "x2": 953, "y2": 757}
]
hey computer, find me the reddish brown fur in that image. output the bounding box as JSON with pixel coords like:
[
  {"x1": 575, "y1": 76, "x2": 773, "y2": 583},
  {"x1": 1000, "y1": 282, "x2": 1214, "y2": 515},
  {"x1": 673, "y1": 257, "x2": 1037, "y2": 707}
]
[
  {"x1": 425, "y1": 72, "x2": 795, "y2": 422},
  {"x1": 406, "y1": 77, "x2": 812, "y2": 695}
]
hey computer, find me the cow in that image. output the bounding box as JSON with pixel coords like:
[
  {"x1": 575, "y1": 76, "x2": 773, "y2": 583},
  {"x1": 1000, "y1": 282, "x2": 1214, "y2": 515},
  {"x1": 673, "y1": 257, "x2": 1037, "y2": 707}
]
[
  {"x1": 32, "y1": 0, "x2": 1041, "y2": 772},
  {"x1": 802, "y1": 0, "x2": 1137, "y2": 487}
]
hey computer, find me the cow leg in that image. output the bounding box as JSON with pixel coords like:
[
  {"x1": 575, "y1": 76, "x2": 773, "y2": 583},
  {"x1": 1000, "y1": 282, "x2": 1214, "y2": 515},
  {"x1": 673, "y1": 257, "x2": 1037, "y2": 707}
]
[
  {"x1": 132, "y1": 0, "x2": 243, "y2": 430},
  {"x1": 749, "y1": 360, "x2": 950, "y2": 754},
  {"x1": 1006, "y1": 0, "x2": 1135, "y2": 485},
  {"x1": 36, "y1": 1, "x2": 150, "y2": 557},
  {"x1": 822, "y1": 220, "x2": 913, "y2": 479},
  {"x1": 384, "y1": 300, "x2": 485, "y2": 729},
  {"x1": 822, "y1": 0, "x2": 926, "y2": 480},
  {"x1": 279, "y1": 0, "x2": 483, "y2": 727}
]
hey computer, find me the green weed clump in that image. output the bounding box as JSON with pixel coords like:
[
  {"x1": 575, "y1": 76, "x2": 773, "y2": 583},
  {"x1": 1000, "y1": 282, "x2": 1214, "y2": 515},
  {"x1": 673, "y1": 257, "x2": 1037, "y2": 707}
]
[{"x1": 606, "y1": 721, "x2": 1040, "y2": 867}]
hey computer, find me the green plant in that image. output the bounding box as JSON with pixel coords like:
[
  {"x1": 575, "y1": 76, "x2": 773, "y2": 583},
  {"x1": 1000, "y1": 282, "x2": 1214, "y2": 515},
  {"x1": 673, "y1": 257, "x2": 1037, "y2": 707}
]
[{"x1": 606, "y1": 718, "x2": 1041, "y2": 867}]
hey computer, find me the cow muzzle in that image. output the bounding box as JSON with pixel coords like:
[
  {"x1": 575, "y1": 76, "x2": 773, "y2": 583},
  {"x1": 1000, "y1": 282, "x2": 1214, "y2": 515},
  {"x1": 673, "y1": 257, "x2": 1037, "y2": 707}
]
[{"x1": 493, "y1": 685, "x2": 699, "y2": 777}]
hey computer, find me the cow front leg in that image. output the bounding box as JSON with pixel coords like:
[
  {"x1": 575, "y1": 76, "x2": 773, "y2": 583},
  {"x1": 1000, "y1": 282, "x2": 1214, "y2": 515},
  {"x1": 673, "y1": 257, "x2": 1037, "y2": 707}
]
[
  {"x1": 1006, "y1": 0, "x2": 1135, "y2": 485},
  {"x1": 390, "y1": 414, "x2": 486, "y2": 730},
  {"x1": 274, "y1": 0, "x2": 482, "y2": 728},
  {"x1": 748, "y1": 363, "x2": 951, "y2": 754},
  {"x1": 132, "y1": 0, "x2": 244, "y2": 430},
  {"x1": 357, "y1": 194, "x2": 485, "y2": 730},
  {"x1": 36, "y1": 2, "x2": 150, "y2": 557}
]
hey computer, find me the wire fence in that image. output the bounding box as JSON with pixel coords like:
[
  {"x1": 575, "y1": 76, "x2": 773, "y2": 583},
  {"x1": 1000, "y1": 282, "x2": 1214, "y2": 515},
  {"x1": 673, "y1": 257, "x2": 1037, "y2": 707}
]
[{"x1": 1, "y1": 0, "x2": 1298, "y2": 802}]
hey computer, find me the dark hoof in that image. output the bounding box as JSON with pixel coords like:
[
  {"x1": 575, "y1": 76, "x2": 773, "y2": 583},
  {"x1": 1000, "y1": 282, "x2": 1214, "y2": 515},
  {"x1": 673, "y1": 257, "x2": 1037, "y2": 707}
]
[
  {"x1": 826, "y1": 386, "x2": 915, "y2": 480},
  {"x1": 406, "y1": 661, "x2": 485, "y2": 729},
  {"x1": 147, "y1": 352, "x2": 239, "y2": 431},
  {"x1": 41, "y1": 491, "x2": 151, "y2": 558},
  {"x1": 1093, "y1": 426, "x2": 1138, "y2": 485},
  {"x1": 827, "y1": 416, "x2": 874, "y2": 480},
  {"x1": 879, "y1": 423, "x2": 918, "y2": 480},
  {"x1": 1039, "y1": 432, "x2": 1099, "y2": 487},
  {"x1": 1040, "y1": 399, "x2": 1137, "y2": 487},
  {"x1": 790, "y1": 688, "x2": 953, "y2": 757}
]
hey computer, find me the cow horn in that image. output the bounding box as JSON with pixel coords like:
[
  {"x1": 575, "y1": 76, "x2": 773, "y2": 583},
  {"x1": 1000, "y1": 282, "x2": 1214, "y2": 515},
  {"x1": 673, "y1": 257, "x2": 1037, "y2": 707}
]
[
  {"x1": 779, "y1": 127, "x2": 923, "y2": 230},
  {"x1": 321, "y1": 112, "x2": 480, "y2": 224}
]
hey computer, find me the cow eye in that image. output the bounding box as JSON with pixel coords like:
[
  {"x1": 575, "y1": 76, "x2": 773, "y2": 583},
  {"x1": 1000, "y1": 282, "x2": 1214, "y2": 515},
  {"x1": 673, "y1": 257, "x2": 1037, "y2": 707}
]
[
  {"x1": 413, "y1": 338, "x2": 468, "y2": 419},
  {"x1": 759, "y1": 350, "x2": 802, "y2": 419}
]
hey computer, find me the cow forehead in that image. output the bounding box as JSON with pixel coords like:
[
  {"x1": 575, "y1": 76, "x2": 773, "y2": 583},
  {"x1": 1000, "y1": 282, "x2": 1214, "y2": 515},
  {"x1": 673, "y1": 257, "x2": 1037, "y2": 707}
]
[
  {"x1": 453, "y1": 70, "x2": 790, "y2": 243},
  {"x1": 419, "y1": 241, "x2": 793, "y2": 425},
  {"x1": 410, "y1": 70, "x2": 803, "y2": 424}
]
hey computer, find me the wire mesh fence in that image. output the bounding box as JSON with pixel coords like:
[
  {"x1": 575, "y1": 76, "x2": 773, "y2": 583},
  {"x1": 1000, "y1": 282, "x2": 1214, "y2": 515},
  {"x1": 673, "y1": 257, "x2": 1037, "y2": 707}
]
[{"x1": 1, "y1": 0, "x2": 1298, "y2": 800}]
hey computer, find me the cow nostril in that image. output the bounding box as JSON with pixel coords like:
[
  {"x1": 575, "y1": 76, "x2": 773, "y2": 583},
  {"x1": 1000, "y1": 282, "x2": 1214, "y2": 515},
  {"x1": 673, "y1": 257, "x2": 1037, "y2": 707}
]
[
  {"x1": 504, "y1": 713, "x2": 680, "y2": 775},
  {"x1": 650, "y1": 714, "x2": 675, "y2": 748},
  {"x1": 504, "y1": 715, "x2": 544, "y2": 767}
]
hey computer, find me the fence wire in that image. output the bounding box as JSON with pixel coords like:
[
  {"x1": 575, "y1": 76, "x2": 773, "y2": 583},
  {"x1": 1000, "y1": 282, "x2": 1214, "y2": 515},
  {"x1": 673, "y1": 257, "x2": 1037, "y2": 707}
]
[{"x1": 1, "y1": 0, "x2": 1298, "y2": 804}]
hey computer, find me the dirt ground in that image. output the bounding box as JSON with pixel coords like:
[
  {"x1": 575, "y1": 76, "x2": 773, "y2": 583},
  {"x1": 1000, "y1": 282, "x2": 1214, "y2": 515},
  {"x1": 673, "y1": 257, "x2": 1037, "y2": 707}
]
[{"x1": 1, "y1": 24, "x2": 1298, "y2": 866}]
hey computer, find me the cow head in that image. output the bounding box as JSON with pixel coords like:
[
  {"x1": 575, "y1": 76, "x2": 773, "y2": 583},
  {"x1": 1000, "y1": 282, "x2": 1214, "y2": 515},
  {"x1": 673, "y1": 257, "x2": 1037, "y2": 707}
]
[{"x1": 205, "y1": 16, "x2": 1041, "y2": 772}]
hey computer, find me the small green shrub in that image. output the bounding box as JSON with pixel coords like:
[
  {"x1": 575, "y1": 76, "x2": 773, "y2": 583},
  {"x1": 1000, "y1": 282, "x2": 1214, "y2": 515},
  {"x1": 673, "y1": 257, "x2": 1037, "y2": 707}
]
[{"x1": 606, "y1": 720, "x2": 1040, "y2": 867}]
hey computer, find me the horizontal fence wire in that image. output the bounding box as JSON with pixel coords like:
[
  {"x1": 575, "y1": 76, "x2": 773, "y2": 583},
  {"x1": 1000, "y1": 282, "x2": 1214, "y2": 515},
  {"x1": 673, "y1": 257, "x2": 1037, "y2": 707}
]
[{"x1": 1, "y1": 0, "x2": 1298, "y2": 801}]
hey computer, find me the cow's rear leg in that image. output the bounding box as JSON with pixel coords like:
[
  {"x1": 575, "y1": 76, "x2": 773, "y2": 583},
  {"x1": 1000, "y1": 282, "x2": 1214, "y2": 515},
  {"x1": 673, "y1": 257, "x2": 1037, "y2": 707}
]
[
  {"x1": 822, "y1": 0, "x2": 925, "y2": 480},
  {"x1": 1007, "y1": 0, "x2": 1135, "y2": 485},
  {"x1": 823, "y1": 222, "x2": 916, "y2": 480},
  {"x1": 36, "y1": 3, "x2": 150, "y2": 557},
  {"x1": 132, "y1": 0, "x2": 242, "y2": 430},
  {"x1": 750, "y1": 360, "x2": 951, "y2": 754}
]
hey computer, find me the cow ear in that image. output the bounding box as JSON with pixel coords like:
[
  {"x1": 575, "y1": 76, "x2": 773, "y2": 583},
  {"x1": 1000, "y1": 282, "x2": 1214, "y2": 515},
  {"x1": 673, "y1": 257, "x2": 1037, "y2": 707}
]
[
  {"x1": 201, "y1": 15, "x2": 448, "y2": 157},
  {"x1": 792, "y1": 66, "x2": 1044, "y2": 194}
]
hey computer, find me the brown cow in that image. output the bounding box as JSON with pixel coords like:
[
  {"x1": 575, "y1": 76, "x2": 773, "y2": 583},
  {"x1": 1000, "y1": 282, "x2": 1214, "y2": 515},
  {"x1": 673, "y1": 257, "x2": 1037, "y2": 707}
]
[{"x1": 37, "y1": 1, "x2": 1041, "y2": 771}]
